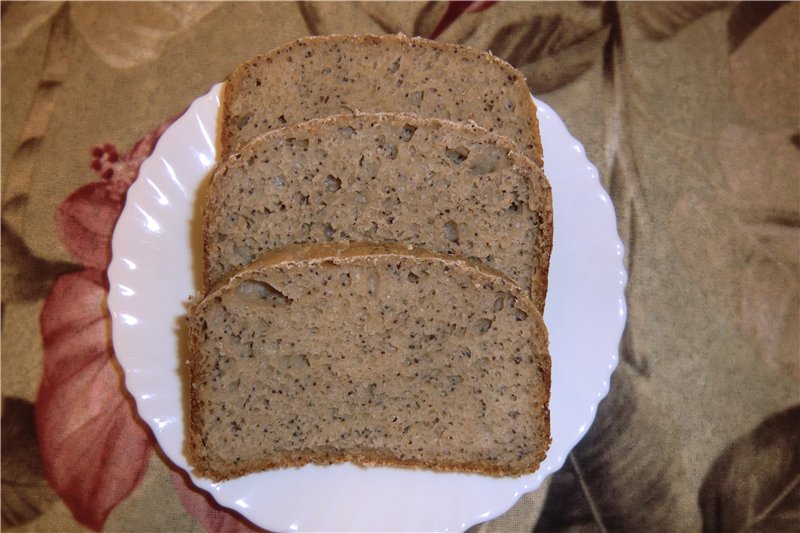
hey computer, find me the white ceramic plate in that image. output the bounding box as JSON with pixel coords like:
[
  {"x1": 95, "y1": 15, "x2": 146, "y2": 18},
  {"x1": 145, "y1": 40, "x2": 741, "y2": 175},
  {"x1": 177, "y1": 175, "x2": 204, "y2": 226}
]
[{"x1": 108, "y1": 83, "x2": 626, "y2": 532}]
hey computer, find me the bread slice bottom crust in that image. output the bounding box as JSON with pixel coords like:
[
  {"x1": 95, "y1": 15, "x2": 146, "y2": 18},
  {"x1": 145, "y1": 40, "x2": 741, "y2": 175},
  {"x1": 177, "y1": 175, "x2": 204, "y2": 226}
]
[{"x1": 194, "y1": 443, "x2": 549, "y2": 481}]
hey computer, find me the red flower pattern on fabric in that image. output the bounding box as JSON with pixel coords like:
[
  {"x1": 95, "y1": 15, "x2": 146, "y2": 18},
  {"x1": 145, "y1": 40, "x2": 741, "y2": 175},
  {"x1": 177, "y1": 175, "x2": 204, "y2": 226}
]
[
  {"x1": 37, "y1": 269, "x2": 151, "y2": 531},
  {"x1": 36, "y1": 117, "x2": 259, "y2": 531},
  {"x1": 36, "y1": 122, "x2": 172, "y2": 530},
  {"x1": 430, "y1": 1, "x2": 497, "y2": 39}
]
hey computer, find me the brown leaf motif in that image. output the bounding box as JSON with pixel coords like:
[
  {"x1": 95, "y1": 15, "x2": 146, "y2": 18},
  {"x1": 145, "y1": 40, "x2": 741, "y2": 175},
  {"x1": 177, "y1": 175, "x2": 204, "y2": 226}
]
[
  {"x1": 2, "y1": 2, "x2": 217, "y2": 69},
  {"x1": 303, "y1": 2, "x2": 607, "y2": 95},
  {"x1": 727, "y1": 1, "x2": 786, "y2": 53},
  {"x1": 430, "y1": 1, "x2": 497, "y2": 39},
  {"x1": 626, "y1": 1, "x2": 729, "y2": 41},
  {"x1": 717, "y1": 126, "x2": 800, "y2": 380},
  {"x1": 1, "y1": 224, "x2": 79, "y2": 304},
  {"x1": 670, "y1": 125, "x2": 800, "y2": 382},
  {"x1": 68, "y1": 2, "x2": 218, "y2": 69},
  {"x1": 534, "y1": 363, "x2": 699, "y2": 532},
  {"x1": 0, "y1": 1, "x2": 64, "y2": 50},
  {"x1": 300, "y1": 1, "x2": 446, "y2": 39},
  {"x1": 475, "y1": 10, "x2": 609, "y2": 95},
  {"x1": 728, "y1": 3, "x2": 799, "y2": 127},
  {"x1": 699, "y1": 405, "x2": 800, "y2": 533},
  {"x1": 1, "y1": 397, "x2": 59, "y2": 528}
]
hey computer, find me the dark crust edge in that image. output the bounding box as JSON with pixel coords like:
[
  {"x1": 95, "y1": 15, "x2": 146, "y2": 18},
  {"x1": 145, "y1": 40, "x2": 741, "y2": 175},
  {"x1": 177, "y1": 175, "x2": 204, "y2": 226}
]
[
  {"x1": 193, "y1": 445, "x2": 549, "y2": 482},
  {"x1": 220, "y1": 33, "x2": 543, "y2": 166},
  {"x1": 187, "y1": 241, "x2": 551, "y2": 482}
]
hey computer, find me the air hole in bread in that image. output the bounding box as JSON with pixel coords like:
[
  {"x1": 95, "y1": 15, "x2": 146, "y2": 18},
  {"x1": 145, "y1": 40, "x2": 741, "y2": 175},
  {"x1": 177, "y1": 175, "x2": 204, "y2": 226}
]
[
  {"x1": 236, "y1": 113, "x2": 252, "y2": 128},
  {"x1": 399, "y1": 125, "x2": 417, "y2": 142},
  {"x1": 445, "y1": 146, "x2": 469, "y2": 164},
  {"x1": 288, "y1": 137, "x2": 309, "y2": 149},
  {"x1": 238, "y1": 280, "x2": 292, "y2": 305},
  {"x1": 367, "y1": 270, "x2": 378, "y2": 296},
  {"x1": 474, "y1": 318, "x2": 492, "y2": 334},
  {"x1": 324, "y1": 175, "x2": 341, "y2": 192},
  {"x1": 279, "y1": 353, "x2": 310, "y2": 369},
  {"x1": 493, "y1": 296, "x2": 505, "y2": 311},
  {"x1": 442, "y1": 220, "x2": 459, "y2": 243},
  {"x1": 322, "y1": 223, "x2": 335, "y2": 240},
  {"x1": 339, "y1": 126, "x2": 356, "y2": 139},
  {"x1": 470, "y1": 149, "x2": 512, "y2": 175}
]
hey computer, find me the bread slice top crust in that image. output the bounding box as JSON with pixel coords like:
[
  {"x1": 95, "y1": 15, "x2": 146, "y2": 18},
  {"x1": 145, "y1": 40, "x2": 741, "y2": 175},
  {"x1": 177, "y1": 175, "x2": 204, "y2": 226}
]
[
  {"x1": 187, "y1": 242, "x2": 551, "y2": 481},
  {"x1": 204, "y1": 112, "x2": 552, "y2": 311},
  {"x1": 221, "y1": 33, "x2": 543, "y2": 166}
]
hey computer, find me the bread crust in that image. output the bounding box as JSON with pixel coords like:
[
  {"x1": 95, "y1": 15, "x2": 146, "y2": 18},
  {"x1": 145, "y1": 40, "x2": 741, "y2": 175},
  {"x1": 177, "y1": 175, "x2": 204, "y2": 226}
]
[
  {"x1": 188, "y1": 242, "x2": 551, "y2": 481},
  {"x1": 220, "y1": 33, "x2": 543, "y2": 166},
  {"x1": 193, "y1": 444, "x2": 549, "y2": 481}
]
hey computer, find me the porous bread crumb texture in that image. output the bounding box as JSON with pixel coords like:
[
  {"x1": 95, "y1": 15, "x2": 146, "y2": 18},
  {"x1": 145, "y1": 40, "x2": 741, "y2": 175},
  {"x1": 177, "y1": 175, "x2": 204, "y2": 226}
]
[
  {"x1": 204, "y1": 113, "x2": 552, "y2": 311},
  {"x1": 222, "y1": 34, "x2": 543, "y2": 166},
  {"x1": 188, "y1": 244, "x2": 551, "y2": 481}
]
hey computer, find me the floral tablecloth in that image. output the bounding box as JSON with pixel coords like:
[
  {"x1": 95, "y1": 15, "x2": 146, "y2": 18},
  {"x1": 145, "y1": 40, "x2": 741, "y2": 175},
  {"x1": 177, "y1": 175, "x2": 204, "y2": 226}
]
[{"x1": 2, "y1": 2, "x2": 798, "y2": 532}]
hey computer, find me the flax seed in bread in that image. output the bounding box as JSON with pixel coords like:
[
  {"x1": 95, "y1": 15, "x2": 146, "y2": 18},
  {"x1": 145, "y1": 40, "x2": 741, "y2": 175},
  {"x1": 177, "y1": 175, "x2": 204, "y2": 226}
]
[
  {"x1": 187, "y1": 242, "x2": 551, "y2": 481},
  {"x1": 221, "y1": 34, "x2": 543, "y2": 166},
  {"x1": 204, "y1": 113, "x2": 552, "y2": 311}
]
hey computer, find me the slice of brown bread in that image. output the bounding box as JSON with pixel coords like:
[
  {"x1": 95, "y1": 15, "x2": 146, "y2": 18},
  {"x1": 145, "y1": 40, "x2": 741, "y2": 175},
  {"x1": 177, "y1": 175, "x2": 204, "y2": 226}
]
[
  {"x1": 187, "y1": 242, "x2": 551, "y2": 481},
  {"x1": 221, "y1": 33, "x2": 543, "y2": 166},
  {"x1": 204, "y1": 112, "x2": 552, "y2": 311}
]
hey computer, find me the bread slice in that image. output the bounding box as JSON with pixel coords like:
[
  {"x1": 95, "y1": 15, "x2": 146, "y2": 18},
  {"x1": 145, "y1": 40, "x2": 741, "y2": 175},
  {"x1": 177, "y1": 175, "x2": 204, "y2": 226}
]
[
  {"x1": 221, "y1": 33, "x2": 543, "y2": 166},
  {"x1": 187, "y1": 242, "x2": 551, "y2": 481},
  {"x1": 204, "y1": 112, "x2": 552, "y2": 311}
]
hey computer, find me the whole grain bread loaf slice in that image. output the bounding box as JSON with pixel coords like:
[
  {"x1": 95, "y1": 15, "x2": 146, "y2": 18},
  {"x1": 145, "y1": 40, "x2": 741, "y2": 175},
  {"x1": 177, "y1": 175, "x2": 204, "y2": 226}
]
[
  {"x1": 221, "y1": 33, "x2": 543, "y2": 166},
  {"x1": 204, "y1": 112, "x2": 552, "y2": 311},
  {"x1": 187, "y1": 242, "x2": 551, "y2": 481}
]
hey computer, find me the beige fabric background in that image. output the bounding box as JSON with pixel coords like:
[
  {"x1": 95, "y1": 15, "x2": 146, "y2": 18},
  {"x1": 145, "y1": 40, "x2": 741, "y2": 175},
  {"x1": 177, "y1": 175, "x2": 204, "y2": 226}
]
[{"x1": 2, "y1": 2, "x2": 798, "y2": 532}]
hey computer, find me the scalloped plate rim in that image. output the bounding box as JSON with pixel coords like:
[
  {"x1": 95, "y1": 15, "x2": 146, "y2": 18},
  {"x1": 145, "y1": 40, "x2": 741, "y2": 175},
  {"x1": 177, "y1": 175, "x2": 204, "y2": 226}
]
[{"x1": 107, "y1": 82, "x2": 627, "y2": 532}]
